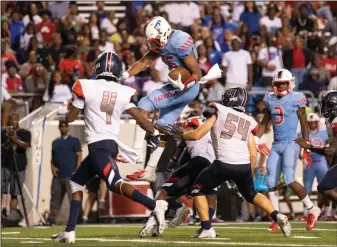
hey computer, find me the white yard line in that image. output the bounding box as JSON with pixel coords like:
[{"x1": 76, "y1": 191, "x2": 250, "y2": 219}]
[
  {"x1": 2, "y1": 237, "x2": 336, "y2": 247},
  {"x1": 293, "y1": 236, "x2": 321, "y2": 239},
  {"x1": 76, "y1": 224, "x2": 337, "y2": 232},
  {"x1": 20, "y1": 241, "x2": 45, "y2": 244},
  {"x1": 1, "y1": 232, "x2": 20, "y2": 235}
]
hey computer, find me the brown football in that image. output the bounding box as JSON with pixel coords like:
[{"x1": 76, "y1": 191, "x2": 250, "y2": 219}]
[{"x1": 169, "y1": 67, "x2": 191, "y2": 82}]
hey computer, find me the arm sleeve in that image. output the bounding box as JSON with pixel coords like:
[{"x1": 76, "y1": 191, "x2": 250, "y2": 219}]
[
  {"x1": 222, "y1": 54, "x2": 228, "y2": 67},
  {"x1": 123, "y1": 88, "x2": 137, "y2": 112},
  {"x1": 295, "y1": 93, "x2": 307, "y2": 109},
  {"x1": 72, "y1": 80, "x2": 85, "y2": 109},
  {"x1": 173, "y1": 33, "x2": 194, "y2": 57},
  {"x1": 246, "y1": 51, "x2": 252, "y2": 65}
]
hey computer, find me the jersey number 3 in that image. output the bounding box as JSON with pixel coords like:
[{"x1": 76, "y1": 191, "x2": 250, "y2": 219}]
[
  {"x1": 274, "y1": 106, "x2": 284, "y2": 125},
  {"x1": 100, "y1": 91, "x2": 117, "y2": 124},
  {"x1": 221, "y1": 113, "x2": 250, "y2": 141}
]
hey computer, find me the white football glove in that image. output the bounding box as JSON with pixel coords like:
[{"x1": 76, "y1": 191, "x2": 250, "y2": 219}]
[
  {"x1": 120, "y1": 71, "x2": 130, "y2": 80},
  {"x1": 168, "y1": 74, "x2": 185, "y2": 91}
]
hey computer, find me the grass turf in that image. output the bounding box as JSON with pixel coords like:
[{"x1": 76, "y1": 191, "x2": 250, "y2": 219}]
[{"x1": 1, "y1": 222, "x2": 336, "y2": 247}]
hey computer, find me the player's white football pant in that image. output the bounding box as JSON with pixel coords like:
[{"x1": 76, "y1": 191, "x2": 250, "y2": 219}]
[
  {"x1": 139, "y1": 166, "x2": 157, "y2": 183},
  {"x1": 168, "y1": 204, "x2": 190, "y2": 228},
  {"x1": 277, "y1": 214, "x2": 292, "y2": 237},
  {"x1": 51, "y1": 231, "x2": 75, "y2": 243},
  {"x1": 139, "y1": 216, "x2": 157, "y2": 237},
  {"x1": 152, "y1": 200, "x2": 168, "y2": 236},
  {"x1": 196, "y1": 228, "x2": 216, "y2": 238}
]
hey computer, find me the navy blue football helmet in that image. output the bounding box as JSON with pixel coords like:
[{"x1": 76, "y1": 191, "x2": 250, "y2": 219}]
[
  {"x1": 94, "y1": 51, "x2": 123, "y2": 81},
  {"x1": 221, "y1": 86, "x2": 247, "y2": 112},
  {"x1": 319, "y1": 90, "x2": 337, "y2": 122}
]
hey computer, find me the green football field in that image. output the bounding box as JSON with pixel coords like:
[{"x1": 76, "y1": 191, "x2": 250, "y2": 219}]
[{"x1": 2, "y1": 222, "x2": 336, "y2": 247}]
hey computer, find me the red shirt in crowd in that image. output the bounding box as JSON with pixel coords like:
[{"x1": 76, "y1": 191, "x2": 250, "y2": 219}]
[
  {"x1": 292, "y1": 48, "x2": 305, "y2": 69},
  {"x1": 2, "y1": 73, "x2": 22, "y2": 92},
  {"x1": 322, "y1": 56, "x2": 337, "y2": 78},
  {"x1": 58, "y1": 58, "x2": 85, "y2": 83},
  {"x1": 36, "y1": 22, "x2": 56, "y2": 44}
]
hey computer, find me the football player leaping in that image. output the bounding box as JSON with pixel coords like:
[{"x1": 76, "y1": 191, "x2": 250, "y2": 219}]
[
  {"x1": 51, "y1": 52, "x2": 167, "y2": 244},
  {"x1": 123, "y1": 16, "x2": 221, "y2": 183},
  {"x1": 166, "y1": 87, "x2": 291, "y2": 238},
  {"x1": 296, "y1": 91, "x2": 337, "y2": 204},
  {"x1": 256, "y1": 69, "x2": 321, "y2": 232}
]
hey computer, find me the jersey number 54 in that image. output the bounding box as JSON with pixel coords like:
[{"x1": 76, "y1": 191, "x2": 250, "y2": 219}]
[{"x1": 221, "y1": 113, "x2": 250, "y2": 141}]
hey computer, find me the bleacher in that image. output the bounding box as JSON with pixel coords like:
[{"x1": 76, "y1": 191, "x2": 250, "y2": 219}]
[{"x1": 77, "y1": 1, "x2": 126, "y2": 21}]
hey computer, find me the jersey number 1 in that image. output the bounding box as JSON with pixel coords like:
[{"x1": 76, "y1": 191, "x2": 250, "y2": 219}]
[
  {"x1": 100, "y1": 91, "x2": 117, "y2": 124},
  {"x1": 221, "y1": 113, "x2": 250, "y2": 141}
]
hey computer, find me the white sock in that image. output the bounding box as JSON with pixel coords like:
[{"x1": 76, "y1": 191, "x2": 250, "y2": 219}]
[
  {"x1": 133, "y1": 125, "x2": 147, "y2": 161},
  {"x1": 303, "y1": 208, "x2": 308, "y2": 217},
  {"x1": 302, "y1": 195, "x2": 314, "y2": 210},
  {"x1": 82, "y1": 216, "x2": 88, "y2": 221},
  {"x1": 133, "y1": 124, "x2": 147, "y2": 151},
  {"x1": 268, "y1": 191, "x2": 279, "y2": 211},
  {"x1": 325, "y1": 203, "x2": 331, "y2": 217},
  {"x1": 146, "y1": 146, "x2": 165, "y2": 170}
]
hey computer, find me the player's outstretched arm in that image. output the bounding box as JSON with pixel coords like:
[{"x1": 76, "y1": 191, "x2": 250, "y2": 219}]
[
  {"x1": 126, "y1": 107, "x2": 155, "y2": 134},
  {"x1": 296, "y1": 136, "x2": 337, "y2": 157},
  {"x1": 183, "y1": 115, "x2": 216, "y2": 141},
  {"x1": 123, "y1": 51, "x2": 159, "y2": 78},
  {"x1": 182, "y1": 52, "x2": 202, "y2": 82},
  {"x1": 248, "y1": 134, "x2": 258, "y2": 172},
  {"x1": 297, "y1": 108, "x2": 309, "y2": 141},
  {"x1": 256, "y1": 110, "x2": 271, "y2": 138},
  {"x1": 66, "y1": 103, "x2": 81, "y2": 123}
]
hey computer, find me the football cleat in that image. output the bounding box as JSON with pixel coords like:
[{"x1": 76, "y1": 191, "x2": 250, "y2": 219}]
[
  {"x1": 306, "y1": 206, "x2": 321, "y2": 230},
  {"x1": 277, "y1": 213, "x2": 292, "y2": 237},
  {"x1": 152, "y1": 200, "x2": 168, "y2": 236},
  {"x1": 268, "y1": 221, "x2": 279, "y2": 233},
  {"x1": 126, "y1": 169, "x2": 145, "y2": 180},
  {"x1": 139, "y1": 216, "x2": 157, "y2": 237},
  {"x1": 195, "y1": 227, "x2": 216, "y2": 238},
  {"x1": 168, "y1": 204, "x2": 190, "y2": 228},
  {"x1": 51, "y1": 231, "x2": 75, "y2": 244}
]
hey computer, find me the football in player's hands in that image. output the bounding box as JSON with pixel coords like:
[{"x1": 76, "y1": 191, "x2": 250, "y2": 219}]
[{"x1": 168, "y1": 67, "x2": 191, "y2": 82}]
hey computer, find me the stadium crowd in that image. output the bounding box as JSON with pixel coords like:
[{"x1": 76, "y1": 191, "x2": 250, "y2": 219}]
[
  {"x1": 1, "y1": 1, "x2": 337, "y2": 124},
  {"x1": 1, "y1": 1, "x2": 337, "y2": 225}
]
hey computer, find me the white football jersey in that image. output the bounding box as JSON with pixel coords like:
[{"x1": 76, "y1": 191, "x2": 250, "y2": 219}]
[
  {"x1": 210, "y1": 103, "x2": 258, "y2": 164},
  {"x1": 185, "y1": 132, "x2": 215, "y2": 162},
  {"x1": 72, "y1": 79, "x2": 136, "y2": 144}
]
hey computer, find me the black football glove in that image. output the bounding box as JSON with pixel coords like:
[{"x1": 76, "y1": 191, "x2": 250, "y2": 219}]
[
  {"x1": 147, "y1": 133, "x2": 160, "y2": 153},
  {"x1": 166, "y1": 158, "x2": 180, "y2": 172},
  {"x1": 165, "y1": 124, "x2": 183, "y2": 136}
]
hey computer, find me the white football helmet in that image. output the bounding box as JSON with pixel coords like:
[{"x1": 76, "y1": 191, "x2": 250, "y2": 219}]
[
  {"x1": 307, "y1": 113, "x2": 320, "y2": 122},
  {"x1": 144, "y1": 16, "x2": 171, "y2": 52},
  {"x1": 272, "y1": 69, "x2": 296, "y2": 97}
]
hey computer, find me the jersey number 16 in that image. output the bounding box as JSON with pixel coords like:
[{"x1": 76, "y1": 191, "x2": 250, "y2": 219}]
[{"x1": 100, "y1": 91, "x2": 117, "y2": 124}]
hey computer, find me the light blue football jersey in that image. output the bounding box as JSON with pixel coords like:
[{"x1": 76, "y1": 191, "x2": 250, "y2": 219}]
[
  {"x1": 264, "y1": 92, "x2": 307, "y2": 142},
  {"x1": 308, "y1": 130, "x2": 328, "y2": 161},
  {"x1": 156, "y1": 29, "x2": 198, "y2": 70}
]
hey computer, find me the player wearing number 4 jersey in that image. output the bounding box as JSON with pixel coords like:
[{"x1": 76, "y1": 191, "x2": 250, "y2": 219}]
[
  {"x1": 122, "y1": 16, "x2": 221, "y2": 183},
  {"x1": 51, "y1": 51, "x2": 167, "y2": 244},
  {"x1": 256, "y1": 69, "x2": 321, "y2": 233},
  {"x1": 166, "y1": 87, "x2": 292, "y2": 238}
]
